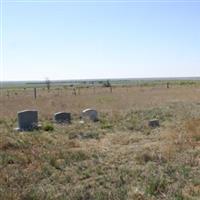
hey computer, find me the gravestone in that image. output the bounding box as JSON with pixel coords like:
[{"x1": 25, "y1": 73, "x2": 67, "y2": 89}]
[
  {"x1": 16, "y1": 110, "x2": 39, "y2": 131},
  {"x1": 81, "y1": 108, "x2": 98, "y2": 122},
  {"x1": 54, "y1": 112, "x2": 71, "y2": 123},
  {"x1": 148, "y1": 119, "x2": 160, "y2": 128}
]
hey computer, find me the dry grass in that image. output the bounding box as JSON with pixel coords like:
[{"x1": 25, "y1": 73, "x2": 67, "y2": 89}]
[
  {"x1": 1, "y1": 85, "x2": 200, "y2": 199},
  {"x1": 1, "y1": 85, "x2": 200, "y2": 119}
]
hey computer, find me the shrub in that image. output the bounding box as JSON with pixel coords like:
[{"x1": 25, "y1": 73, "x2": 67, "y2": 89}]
[{"x1": 42, "y1": 123, "x2": 54, "y2": 131}]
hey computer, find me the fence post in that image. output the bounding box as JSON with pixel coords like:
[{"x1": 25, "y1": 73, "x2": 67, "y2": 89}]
[
  {"x1": 34, "y1": 88, "x2": 37, "y2": 99},
  {"x1": 167, "y1": 82, "x2": 169, "y2": 89},
  {"x1": 93, "y1": 86, "x2": 96, "y2": 94}
]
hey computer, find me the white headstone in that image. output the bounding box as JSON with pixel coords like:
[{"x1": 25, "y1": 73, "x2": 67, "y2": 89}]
[{"x1": 81, "y1": 108, "x2": 98, "y2": 122}]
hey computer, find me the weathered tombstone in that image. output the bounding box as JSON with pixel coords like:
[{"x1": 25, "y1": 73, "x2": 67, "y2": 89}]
[
  {"x1": 81, "y1": 108, "x2": 98, "y2": 122},
  {"x1": 16, "y1": 110, "x2": 39, "y2": 131},
  {"x1": 148, "y1": 119, "x2": 160, "y2": 128},
  {"x1": 54, "y1": 112, "x2": 71, "y2": 123}
]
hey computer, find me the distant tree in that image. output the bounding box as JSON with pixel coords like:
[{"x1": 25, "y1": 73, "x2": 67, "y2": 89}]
[
  {"x1": 103, "y1": 80, "x2": 112, "y2": 93},
  {"x1": 103, "y1": 80, "x2": 111, "y2": 87}
]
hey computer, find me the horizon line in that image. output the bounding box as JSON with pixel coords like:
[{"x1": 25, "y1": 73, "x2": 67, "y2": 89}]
[{"x1": 2, "y1": 76, "x2": 200, "y2": 82}]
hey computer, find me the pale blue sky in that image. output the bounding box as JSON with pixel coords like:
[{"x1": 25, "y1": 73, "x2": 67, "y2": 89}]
[{"x1": 1, "y1": 0, "x2": 200, "y2": 81}]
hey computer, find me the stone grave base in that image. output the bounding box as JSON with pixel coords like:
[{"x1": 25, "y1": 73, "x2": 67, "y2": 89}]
[{"x1": 14, "y1": 124, "x2": 42, "y2": 132}]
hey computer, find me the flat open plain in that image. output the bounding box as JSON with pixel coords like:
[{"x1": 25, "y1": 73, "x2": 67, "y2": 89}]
[{"x1": 1, "y1": 84, "x2": 200, "y2": 199}]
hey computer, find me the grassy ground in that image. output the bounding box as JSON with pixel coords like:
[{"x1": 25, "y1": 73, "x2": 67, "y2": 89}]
[{"x1": 1, "y1": 85, "x2": 200, "y2": 199}]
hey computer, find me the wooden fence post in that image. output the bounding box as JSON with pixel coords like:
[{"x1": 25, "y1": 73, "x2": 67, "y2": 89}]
[{"x1": 34, "y1": 88, "x2": 37, "y2": 99}]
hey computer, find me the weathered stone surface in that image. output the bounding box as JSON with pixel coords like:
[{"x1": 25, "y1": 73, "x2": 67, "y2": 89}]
[
  {"x1": 17, "y1": 110, "x2": 39, "y2": 131},
  {"x1": 148, "y1": 119, "x2": 160, "y2": 128},
  {"x1": 54, "y1": 112, "x2": 71, "y2": 123},
  {"x1": 81, "y1": 108, "x2": 98, "y2": 122}
]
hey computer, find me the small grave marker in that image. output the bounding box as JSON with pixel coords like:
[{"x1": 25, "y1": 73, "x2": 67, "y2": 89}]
[
  {"x1": 148, "y1": 119, "x2": 160, "y2": 128},
  {"x1": 54, "y1": 112, "x2": 71, "y2": 123},
  {"x1": 81, "y1": 108, "x2": 98, "y2": 122}
]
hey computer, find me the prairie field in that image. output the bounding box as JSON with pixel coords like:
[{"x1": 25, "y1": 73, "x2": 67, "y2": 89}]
[{"x1": 1, "y1": 84, "x2": 200, "y2": 199}]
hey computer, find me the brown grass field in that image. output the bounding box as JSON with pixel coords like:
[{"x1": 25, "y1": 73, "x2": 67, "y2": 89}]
[{"x1": 1, "y1": 84, "x2": 200, "y2": 199}]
